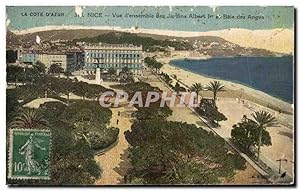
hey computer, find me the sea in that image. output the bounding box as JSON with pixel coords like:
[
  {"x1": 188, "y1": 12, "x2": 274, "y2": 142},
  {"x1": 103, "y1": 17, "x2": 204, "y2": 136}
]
[{"x1": 171, "y1": 56, "x2": 294, "y2": 103}]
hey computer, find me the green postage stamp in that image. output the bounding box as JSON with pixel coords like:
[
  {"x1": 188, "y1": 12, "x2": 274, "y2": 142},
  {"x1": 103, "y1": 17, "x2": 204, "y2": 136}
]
[{"x1": 8, "y1": 129, "x2": 51, "y2": 180}]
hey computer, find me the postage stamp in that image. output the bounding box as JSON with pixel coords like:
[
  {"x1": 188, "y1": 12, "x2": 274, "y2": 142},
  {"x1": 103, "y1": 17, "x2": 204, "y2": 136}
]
[{"x1": 8, "y1": 129, "x2": 51, "y2": 180}]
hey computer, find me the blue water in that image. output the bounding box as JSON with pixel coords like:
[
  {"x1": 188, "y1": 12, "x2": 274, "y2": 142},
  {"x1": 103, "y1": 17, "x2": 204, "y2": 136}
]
[{"x1": 171, "y1": 56, "x2": 294, "y2": 103}]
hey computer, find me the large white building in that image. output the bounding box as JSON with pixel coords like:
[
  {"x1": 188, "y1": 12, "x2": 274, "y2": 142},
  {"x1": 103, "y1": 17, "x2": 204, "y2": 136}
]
[
  {"x1": 37, "y1": 53, "x2": 67, "y2": 71},
  {"x1": 83, "y1": 44, "x2": 144, "y2": 75}
]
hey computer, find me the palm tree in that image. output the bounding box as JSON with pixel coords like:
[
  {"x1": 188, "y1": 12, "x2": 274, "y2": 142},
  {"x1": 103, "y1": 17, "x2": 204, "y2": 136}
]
[
  {"x1": 190, "y1": 83, "x2": 203, "y2": 103},
  {"x1": 171, "y1": 74, "x2": 181, "y2": 83},
  {"x1": 153, "y1": 61, "x2": 163, "y2": 73},
  {"x1": 251, "y1": 111, "x2": 277, "y2": 161},
  {"x1": 206, "y1": 81, "x2": 225, "y2": 105},
  {"x1": 9, "y1": 108, "x2": 49, "y2": 129}
]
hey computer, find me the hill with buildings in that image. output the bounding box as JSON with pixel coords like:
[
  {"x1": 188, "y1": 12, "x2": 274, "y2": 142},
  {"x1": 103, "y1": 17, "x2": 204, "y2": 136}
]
[{"x1": 7, "y1": 29, "x2": 283, "y2": 57}]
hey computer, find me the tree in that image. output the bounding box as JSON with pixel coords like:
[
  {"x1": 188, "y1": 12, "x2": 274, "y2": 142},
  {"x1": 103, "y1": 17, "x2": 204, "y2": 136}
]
[
  {"x1": 231, "y1": 118, "x2": 272, "y2": 151},
  {"x1": 190, "y1": 83, "x2": 203, "y2": 103},
  {"x1": 6, "y1": 89, "x2": 20, "y2": 122},
  {"x1": 6, "y1": 50, "x2": 17, "y2": 63},
  {"x1": 61, "y1": 101, "x2": 118, "y2": 150},
  {"x1": 251, "y1": 111, "x2": 277, "y2": 161},
  {"x1": 121, "y1": 66, "x2": 130, "y2": 74},
  {"x1": 174, "y1": 82, "x2": 181, "y2": 93},
  {"x1": 144, "y1": 56, "x2": 155, "y2": 67},
  {"x1": 161, "y1": 73, "x2": 172, "y2": 85},
  {"x1": 46, "y1": 120, "x2": 101, "y2": 184},
  {"x1": 171, "y1": 74, "x2": 181, "y2": 83},
  {"x1": 206, "y1": 81, "x2": 225, "y2": 105},
  {"x1": 57, "y1": 78, "x2": 74, "y2": 105},
  {"x1": 73, "y1": 81, "x2": 90, "y2": 100},
  {"x1": 108, "y1": 67, "x2": 117, "y2": 76},
  {"x1": 124, "y1": 120, "x2": 246, "y2": 184},
  {"x1": 34, "y1": 61, "x2": 46, "y2": 74},
  {"x1": 7, "y1": 65, "x2": 25, "y2": 85},
  {"x1": 153, "y1": 60, "x2": 163, "y2": 73},
  {"x1": 39, "y1": 102, "x2": 67, "y2": 122},
  {"x1": 134, "y1": 100, "x2": 172, "y2": 120},
  {"x1": 9, "y1": 108, "x2": 49, "y2": 129},
  {"x1": 62, "y1": 101, "x2": 112, "y2": 127},
  {"x1": 196, "y1": 99, "x2": 227, "y2": 126},
  {"x1": 123, "y1": 81, "x2": 160, "y2": 99},
  {"x1": 48, "y1": 64, "x2": 64, "y2": 75},
  {"x1": 64, "y1": 70, "x2": 72, "y2": 78}
]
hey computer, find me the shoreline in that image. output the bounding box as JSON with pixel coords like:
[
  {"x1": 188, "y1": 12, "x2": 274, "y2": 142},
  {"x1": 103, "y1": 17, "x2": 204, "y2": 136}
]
[
  {"x1": 170, "y1": 58, "x2": 293, "y2": 104},
  {"x1": 158, "y1": 57, "x2": 293, "y2": 115}
]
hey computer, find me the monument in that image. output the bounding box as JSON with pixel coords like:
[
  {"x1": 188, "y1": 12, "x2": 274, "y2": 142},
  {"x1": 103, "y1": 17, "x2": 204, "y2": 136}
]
[{"x1": 95, "y1": 67, "x2": 101, "y2": 84}]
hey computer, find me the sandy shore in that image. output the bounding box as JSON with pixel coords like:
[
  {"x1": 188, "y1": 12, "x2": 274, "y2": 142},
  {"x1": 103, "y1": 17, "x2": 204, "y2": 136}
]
[
  {"x1": 157, "y1": 57, "x2": 294, "y2": 178},
  {"x1": 158, "y1": 57, "x2": 293, "y2": 115}
]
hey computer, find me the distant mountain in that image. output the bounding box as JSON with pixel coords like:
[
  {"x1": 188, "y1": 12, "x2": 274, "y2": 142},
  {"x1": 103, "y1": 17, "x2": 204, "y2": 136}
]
[{"x1": 6, "y1": 29, "x2": 282, "y2": 57}]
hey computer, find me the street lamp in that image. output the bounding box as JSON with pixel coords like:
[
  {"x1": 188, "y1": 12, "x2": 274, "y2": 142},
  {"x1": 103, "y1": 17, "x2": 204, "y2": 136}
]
[{"x1": 276, "y1": 158, "x2": 288, "y2": 174}]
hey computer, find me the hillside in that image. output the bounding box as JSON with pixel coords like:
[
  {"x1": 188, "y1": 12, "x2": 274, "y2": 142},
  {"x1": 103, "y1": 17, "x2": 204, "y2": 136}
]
[{"x1": 7, "y1": 29, "x2": 280, "y2": 57}]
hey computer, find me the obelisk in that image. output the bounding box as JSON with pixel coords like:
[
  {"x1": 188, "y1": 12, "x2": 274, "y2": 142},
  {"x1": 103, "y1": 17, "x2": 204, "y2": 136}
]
[{"x1": 96, "y1": 68, "x2": 101, "y2": 84}]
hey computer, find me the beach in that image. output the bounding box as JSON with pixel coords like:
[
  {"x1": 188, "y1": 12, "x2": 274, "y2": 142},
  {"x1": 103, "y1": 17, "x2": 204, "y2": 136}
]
[
  {"x1": 159, "y1": 57, "x2": 293, "y2": 114},
  {"x1": 158, "y1": 56, "x2": 294, "y2": 178}
]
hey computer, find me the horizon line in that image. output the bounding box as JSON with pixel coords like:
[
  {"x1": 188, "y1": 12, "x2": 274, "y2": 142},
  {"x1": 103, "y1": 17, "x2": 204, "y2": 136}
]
[{"x1": 8, "y1": 25, "x2": 294, "y2": 37}]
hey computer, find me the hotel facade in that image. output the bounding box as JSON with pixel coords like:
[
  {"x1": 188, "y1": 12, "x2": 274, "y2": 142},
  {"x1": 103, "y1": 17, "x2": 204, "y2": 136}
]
[
  {"x1": 38, "y1": 53, "x2": 67, "y2": 71},
  {"x1": 83, "y1": 44, "x2": 144, "y2": 75}
]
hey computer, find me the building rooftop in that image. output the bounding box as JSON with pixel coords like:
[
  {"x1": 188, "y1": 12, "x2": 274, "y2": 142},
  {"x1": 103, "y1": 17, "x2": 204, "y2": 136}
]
[{"x1": 84, "y1": 43, "x2": 143, "y2": 51}]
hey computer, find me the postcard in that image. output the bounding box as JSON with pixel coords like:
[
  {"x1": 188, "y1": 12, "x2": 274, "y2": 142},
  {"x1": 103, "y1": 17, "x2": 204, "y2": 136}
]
[{"x1": 6, "y1": 6, "x2": 295, "y2": 186}]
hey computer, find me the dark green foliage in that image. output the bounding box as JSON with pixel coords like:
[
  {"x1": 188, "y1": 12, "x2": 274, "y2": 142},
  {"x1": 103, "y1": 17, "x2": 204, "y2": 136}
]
[
  {"x1": 6, "y1": 68, "x2": 118, "y2": 185},
  {"x1": 231, "y1": 114, "x2": 274, "y2": 159},
  {"x1": 9, "y1": 107, "x2": 49, "y2": 129},
  {"x1": 174, "y1": 82, "x2": 186, "y2": 92},
  {"x1": 62, "y1": 101, "x2": 112, "y2": 125},
  {"x1": 7, "y1": 64, "x2": 46, "y2": 84},
  {"x1": 7, "y1": 65, "x2": 28, "y2": 83},
  {"x1": 196, "y1": 99, "x2": 227, "y2": 125},
  {"x1": 10, "y1": 76, "x2": 110, "y2": 103},
  {"x1": 108, "y1": 67, "x2": 117, "y2": 75},
  {"x1": 48, "y1": 64, "x2": 64, "y2": 74},
  {"x1": 85, "y1": 126, "x2": 119, "y2": 150},
  {"x1": 231, "y1": 120, "x2": 272, "y2": 151},
  {"x1": 190, "y1": 83, "x2": 203, "y2": 99},
  {"x1": 6, "y1": 50, "x2": 17, "y2": 63},
  {"x1": 144, "y1": 56, "x2": 163, "y2": 72},
  {"x1": 72, "y1": 81, "x2": 108, "y2": 100},
  {"x1": 123, "y1": 81, "x2": 160, "y2": 99},
  {"x1": 205, "y1": 81, "x2": 225, "y2": 104},
  {"x1": 251, "y1": 111, "x2": 277, "y2": 161},
  {"x1": 34, "y1": 61, "x2": 46, "y2": 74},
  {"x1": 39, "y1": 102, "x2": 67, "y2": 122},
  {"x1": 49, "y1": 124, "x2": 101, "y2": 184},
  {"x1": 125, "y1": 120, "x2": 246, "y2": 184},
  {"x1": 160, "y1": 72, "x2": 173, "y2": 85},
  {"x1": 7, "y1": 88, "x2": 117, "y2": 184},
  {"x1": 134, "y1": 100, "x2": 172, "y2": 120},
  {"x1": 61, "y1": 101, "x2": 119, "y2": 150},
  {"x1": 6, "y1": 89, "x2": 20, "y2": 122},
  {"x1": 7, "y1": 101, "x2": 102, "y2": 185},
  {"x1": 122, "y1": 82, "x2": 172, "y2": 120}
]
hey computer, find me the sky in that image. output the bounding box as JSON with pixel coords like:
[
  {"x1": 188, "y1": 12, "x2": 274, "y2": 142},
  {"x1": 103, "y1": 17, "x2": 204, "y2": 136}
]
[{"x1": 6, "y1": 6, "x2": 294, "y2": 32}]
